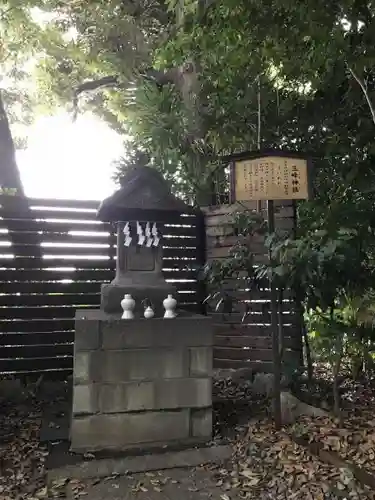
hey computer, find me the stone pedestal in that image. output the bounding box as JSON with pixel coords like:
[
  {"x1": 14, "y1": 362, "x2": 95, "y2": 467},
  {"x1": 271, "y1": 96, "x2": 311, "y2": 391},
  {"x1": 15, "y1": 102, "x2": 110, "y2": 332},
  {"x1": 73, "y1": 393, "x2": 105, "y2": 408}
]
[{"x1": 71, "y1": 309, "x2": 213, "y2": 452}]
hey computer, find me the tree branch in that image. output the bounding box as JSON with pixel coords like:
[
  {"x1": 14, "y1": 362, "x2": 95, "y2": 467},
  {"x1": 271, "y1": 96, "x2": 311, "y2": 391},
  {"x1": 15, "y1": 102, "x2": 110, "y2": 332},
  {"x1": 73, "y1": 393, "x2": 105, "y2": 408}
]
[
  {"x1": 347, "y1": 65, "x2": 375, "y2": 126},
  {"x1": 74, "y1": 68, "x2": 180, "y2": 99},
  {"x1": 75, "y1": 75, "x2": 120, "y2": 96},
  {"x1": 141, "y1": 68, "x2": 180, "y2": 86},
  {"x1": 198, "y1": 0, "x2": 216, "y2": 22}
]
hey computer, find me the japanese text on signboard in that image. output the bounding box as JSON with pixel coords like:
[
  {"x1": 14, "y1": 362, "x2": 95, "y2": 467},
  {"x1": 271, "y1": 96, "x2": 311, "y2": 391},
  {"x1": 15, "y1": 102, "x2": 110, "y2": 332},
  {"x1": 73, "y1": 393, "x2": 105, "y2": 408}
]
[{"x1": 233, "y1": 156, "x2": 309, "y2": 201}]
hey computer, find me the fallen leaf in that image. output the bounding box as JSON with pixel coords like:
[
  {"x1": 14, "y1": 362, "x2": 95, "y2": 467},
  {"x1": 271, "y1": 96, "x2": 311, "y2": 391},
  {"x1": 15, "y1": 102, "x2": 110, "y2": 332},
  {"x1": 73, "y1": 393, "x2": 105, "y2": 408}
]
[
  {"x1": 35, "y1": 487, "x2": 48, "y2": 498},
  {"x1": 248, "y1": 477, "x2": 261, "y2": 486}
]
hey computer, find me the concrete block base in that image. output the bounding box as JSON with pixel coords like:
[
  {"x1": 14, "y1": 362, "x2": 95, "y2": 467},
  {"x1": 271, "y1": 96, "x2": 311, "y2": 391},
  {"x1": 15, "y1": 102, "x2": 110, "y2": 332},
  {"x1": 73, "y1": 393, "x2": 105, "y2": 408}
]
[
  {"x1": 48, "y1": 444, "x2": 232, "y2": 481},
  {"x1": 71, "y1": 311, "x2": 213, "y2": 453}
]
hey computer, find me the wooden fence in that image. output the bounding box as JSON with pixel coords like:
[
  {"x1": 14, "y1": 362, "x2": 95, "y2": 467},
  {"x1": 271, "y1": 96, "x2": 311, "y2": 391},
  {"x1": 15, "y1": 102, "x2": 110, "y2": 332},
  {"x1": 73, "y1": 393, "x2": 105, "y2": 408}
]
[
  {"x1": 0, "y1": 196, "x2": 301, "y2": 377},
  {"x1": 204, "y1": 200, "x2": 302, "y2": 371},
  {"x1": 0, "y1": 198, "x2": 205, "y2": 377}
]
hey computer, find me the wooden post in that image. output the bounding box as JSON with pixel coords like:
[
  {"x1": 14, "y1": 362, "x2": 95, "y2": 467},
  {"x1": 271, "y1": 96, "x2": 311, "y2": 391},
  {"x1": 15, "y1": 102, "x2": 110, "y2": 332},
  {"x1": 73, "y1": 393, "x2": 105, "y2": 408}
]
[
  {"x1": 267, "y1": 199, "x2": 282, "y2": 429},
  {"x1": 196, "y1": 210, "x2": 207, "y2": 315}
]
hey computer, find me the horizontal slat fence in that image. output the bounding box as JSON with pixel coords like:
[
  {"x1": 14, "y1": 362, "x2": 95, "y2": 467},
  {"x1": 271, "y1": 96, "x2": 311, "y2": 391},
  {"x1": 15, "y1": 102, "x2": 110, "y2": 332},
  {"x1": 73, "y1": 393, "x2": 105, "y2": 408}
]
[
  {"x1": 0, "y1": 197, "x2": 205, "y2": 377},
  {"x1": 203, "y1": 200, "x2": 302, "y2": 371}
]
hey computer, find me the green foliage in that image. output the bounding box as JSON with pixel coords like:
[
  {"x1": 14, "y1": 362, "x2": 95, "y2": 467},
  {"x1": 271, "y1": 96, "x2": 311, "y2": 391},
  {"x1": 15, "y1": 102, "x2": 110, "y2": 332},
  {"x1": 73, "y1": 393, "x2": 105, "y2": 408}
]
[
  {"x1": 3, "y1": 0, "x2": 375, "y2": 202},
  {"x1": 0, "y1": 1, "x2": 47, "y2": 144},
  {"x1": 201, "y1": 209, "x2": 268, "y2": 314},
  {"x1": 307, "y1": 293, "x2": 375, "y2": 375},
  {"x1": 112, "y1": 148, "x2": 150, "y2": 184},
  {"x1": 267, "y1": 224, "x2": 375, "y2": 310},
  {"x1": 204, "y1": 199, "x2": 375, "y2": 380}
]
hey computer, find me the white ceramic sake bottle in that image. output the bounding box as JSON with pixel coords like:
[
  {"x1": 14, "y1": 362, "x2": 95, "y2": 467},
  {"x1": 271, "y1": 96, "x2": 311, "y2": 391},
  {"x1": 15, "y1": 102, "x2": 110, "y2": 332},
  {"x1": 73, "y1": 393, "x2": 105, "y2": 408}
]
[
  {"x1": 121, "y1": 294, "x2": 135, "y2": 319},
  {"x1": 163, "y1": 294, "x2": 177, "y2": 318},
  {"x1": 144, "y1": 305, "x2": 155, "y2": 319}
]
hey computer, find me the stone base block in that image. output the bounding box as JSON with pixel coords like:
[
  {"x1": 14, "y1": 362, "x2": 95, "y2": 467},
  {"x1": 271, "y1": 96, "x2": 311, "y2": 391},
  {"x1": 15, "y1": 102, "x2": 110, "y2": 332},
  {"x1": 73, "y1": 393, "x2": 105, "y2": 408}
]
[
  {"x1": 70, "y1": 408, "x2": 213, "y2": 452},
  {"x1": 71, "y1": 410, "x2": 191, "y2": 452},
  {"x1": 191, "y1": 409, "x2": 212, "y2": 438},
  {"x1": 72, "y1": 310, "x2": 213, "y2": 452},
  {"x1": 95, "y1": 378, "x2": 211, "y2": 413},
  {"x1": 74, "y1": 310, "x2": 214, "y2": 351},
  {"x1": 48, "y1": 444, "x2": 232, "y2": 481}
]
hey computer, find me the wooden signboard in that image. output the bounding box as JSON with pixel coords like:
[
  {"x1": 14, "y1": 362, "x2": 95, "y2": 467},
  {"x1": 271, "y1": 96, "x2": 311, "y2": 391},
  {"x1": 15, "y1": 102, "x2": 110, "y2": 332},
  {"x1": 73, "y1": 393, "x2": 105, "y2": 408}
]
[
  {"x1": 230, "y1": 154, "x2": 311, "y2": 202},
  {"x1": 0, "y1": 186, "x2": 18, "y2": 196}
]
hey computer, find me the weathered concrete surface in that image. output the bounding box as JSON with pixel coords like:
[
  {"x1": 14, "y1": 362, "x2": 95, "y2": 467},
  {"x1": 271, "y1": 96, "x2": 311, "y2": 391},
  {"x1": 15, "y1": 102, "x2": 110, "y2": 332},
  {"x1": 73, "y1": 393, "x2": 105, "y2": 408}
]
[
  {"x1": 75, "y1": 310, "x2": 213, "y2": 349},
  {"x1": 48, "y1": 444, "x2": 232, "y2": 481},
  {"x1": 99, "y1": 348, "x2": 189, "y2": 381},
  {"x1": 71, "y1": 410, "x2": 191, "y2": 451},
  {"x1": 72, "y1": 312, "x2": 213, "y2": 452},
  {"x1": 63, "y1": 467, "x2": 240, "y2": 500},
  {"x1": 97, "y1": 378, "x2": 211, "y2": 413}
]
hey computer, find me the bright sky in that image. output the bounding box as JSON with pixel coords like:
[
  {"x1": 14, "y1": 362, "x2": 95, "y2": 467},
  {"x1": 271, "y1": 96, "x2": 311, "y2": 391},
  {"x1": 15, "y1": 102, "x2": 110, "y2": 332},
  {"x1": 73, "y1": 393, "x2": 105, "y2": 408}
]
[{"x1": 16, "y1": 112, "x2": 124, "y2": 201}]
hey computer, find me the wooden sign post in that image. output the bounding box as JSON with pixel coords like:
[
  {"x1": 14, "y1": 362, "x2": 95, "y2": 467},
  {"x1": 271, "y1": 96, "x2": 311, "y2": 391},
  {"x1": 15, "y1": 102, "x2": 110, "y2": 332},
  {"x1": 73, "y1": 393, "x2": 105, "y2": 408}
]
[{"x1": 229, "y1": 151, "x2": 312, "y2": 429}]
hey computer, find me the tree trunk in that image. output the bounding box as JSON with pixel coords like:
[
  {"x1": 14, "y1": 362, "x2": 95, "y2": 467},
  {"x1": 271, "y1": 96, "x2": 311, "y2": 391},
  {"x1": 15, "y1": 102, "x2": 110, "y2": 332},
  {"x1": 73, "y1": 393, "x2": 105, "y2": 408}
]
[
  {"x1": 0, "y1": 91, "x2": 43, "y2": 261},
  {"x1": 364, "y1": 340, "x2": 375, "y2": 373},
  {"x1": 332, "y1": 334, "x2": 344, "y2": 424},
  {"x1": 172, "y1": 0, "x2": 216, "y2": 202},
  {"x1": 296, "y1": 296, "x2": 313, "y2": 385},
  {"x1": 351, "y1": 355, "x2": 364, "y2": 380},
  {"x1": 302, "y1": 319, "x2": 313, "y2": 385},
  {"x1": 333, "y1": 372, "x2": 341, "y2": 421},
  {"x1": 0, "y1": 90, "x2": 26, "y2": 205}
]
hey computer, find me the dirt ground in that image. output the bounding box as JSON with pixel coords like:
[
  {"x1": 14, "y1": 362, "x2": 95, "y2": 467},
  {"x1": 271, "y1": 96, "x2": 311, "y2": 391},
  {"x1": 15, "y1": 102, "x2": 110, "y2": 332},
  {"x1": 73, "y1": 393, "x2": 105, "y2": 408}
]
[
  {"x1": 1, "y1": 373, "x2": 375, "y2": 500},
  {"x1": 63, "y1": 467, "x2": 240, "y2": 500}
]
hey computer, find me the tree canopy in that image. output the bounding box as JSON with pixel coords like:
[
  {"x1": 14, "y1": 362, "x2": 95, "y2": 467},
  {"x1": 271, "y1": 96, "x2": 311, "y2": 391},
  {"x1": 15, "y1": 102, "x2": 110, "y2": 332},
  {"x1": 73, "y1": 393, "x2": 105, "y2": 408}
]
[
  {"x1": 5, "y1": 1, "x2": 368, "y2": 196},
  {"x1": 2, "y1": 0, "x2": 375, "y2": 204}
]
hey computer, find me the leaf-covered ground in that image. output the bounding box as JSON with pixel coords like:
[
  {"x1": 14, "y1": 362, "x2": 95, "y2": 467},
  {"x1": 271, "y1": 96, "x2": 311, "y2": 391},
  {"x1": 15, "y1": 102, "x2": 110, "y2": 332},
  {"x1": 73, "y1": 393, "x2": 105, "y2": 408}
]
[
  {"x1": 0, "y1": 389, "x2": 47, "y2": 500},
  {"x1": 1, "y1": 372, "x2": 375, "y2": 499},
  {"x1": 212, "y1": 418, "x2": 373, "y2": 499},
  {"x1": 212, "y1": 370, "x2": 375, "y2": 499}
]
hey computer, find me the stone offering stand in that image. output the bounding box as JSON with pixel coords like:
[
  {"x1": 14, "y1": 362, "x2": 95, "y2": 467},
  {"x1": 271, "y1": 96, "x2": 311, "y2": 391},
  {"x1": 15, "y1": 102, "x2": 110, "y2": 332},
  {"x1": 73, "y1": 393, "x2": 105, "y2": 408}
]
[{"x1": 70, "y1": 167, "x2": 213, "y2": 452}]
